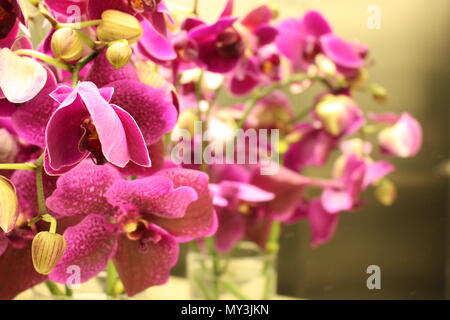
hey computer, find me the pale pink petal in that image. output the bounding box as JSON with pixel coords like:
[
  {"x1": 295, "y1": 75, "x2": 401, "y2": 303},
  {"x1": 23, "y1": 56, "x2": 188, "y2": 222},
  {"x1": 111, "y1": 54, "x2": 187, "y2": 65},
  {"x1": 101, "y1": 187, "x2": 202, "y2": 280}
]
[{"x1": 0, "y1": 49, "x2": 47, "y2": 103}]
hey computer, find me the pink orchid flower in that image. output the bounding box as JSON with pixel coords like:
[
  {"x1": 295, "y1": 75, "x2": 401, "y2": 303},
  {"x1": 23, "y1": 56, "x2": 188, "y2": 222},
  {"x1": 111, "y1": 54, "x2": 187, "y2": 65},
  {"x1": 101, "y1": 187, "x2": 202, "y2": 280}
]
[
  {"x1": 45, "y1": 81, "x2": 151, "y2": 175},
  {"x1": 0, "y1": 0, "x2": 23, "y2": 48},
  {"x1": 187, "y1": 0, "x2": 244, "y2": 73},
  {"x1": 372, "y1": 112, "x2": 423, "y2": 158},
  {"x1": 276, "y1": 10, "x2": 365, "y2": 74},
  {"x1": 230, "y1": 5, "x2": 281, "y2": 95},
  {"x1": 45, "y1": 160, "x2": 216, "y2": 296},
  {"x1": 284, "y1": 122, "x2": 338, "y2": 173}
]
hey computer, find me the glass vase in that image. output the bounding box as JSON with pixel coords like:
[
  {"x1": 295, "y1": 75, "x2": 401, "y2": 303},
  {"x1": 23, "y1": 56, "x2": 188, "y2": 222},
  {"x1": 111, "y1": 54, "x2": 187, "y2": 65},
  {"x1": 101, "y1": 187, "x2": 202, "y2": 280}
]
[
  {"x1": 187, "y1": 242, "x2": 277, "y2": 300},
  {"x1": 31, "y1": 272, "x2": 128, "y2": 300}
]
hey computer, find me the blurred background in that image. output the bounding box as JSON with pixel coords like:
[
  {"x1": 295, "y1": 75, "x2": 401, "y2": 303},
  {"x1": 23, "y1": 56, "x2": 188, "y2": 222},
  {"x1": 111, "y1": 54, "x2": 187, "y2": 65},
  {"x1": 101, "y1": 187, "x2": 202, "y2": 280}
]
[{"x1": 170, "y1": 0, "x2": 450, "y2": 299}]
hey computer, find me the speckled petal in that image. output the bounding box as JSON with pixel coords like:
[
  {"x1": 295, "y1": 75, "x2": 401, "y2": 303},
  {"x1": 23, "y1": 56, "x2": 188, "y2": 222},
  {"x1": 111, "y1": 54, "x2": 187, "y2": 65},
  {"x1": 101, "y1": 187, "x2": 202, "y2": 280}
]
[
  {"x1": 46, "y1": 160, "x2": 120, "y2": 218},
  {"x1": 85, "y1": 50, "x2": 138, "y2": 88},
  {"x1": 153, "y1": 169, "x2": 217, "y2": 242},
  {"x1": 11, "y1": 169, "x2": 58, "y2": 219},
  {"x1": 106, "y1": 176, "x2": 198, "y2": 219},
  {"x1": 49, "y1": 214, "x2": 118, "y2": 284},
  {"x1": 108, "y1": 80, "x2": 178, "y2": 145}
]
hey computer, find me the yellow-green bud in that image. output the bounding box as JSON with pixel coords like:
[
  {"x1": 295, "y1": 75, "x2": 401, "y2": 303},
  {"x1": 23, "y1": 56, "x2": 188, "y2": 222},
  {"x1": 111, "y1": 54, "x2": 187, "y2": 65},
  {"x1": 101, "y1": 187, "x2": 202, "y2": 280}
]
[
  {"x1": 32, "y1": 231, "x2": 66, "y2": 275},
  {"x1": 51, "y1": 27, "x2": 84, "y2": 62},
  {"x1": 0, "y1": 176, "x2": 18, "y2": 233},
  {"x1": 97, "y1": 10, "x2": 143, "y2": 44},
  {"x1": 374, "y1": 179, "x2": 397, "y2": 206},
  {"x1": 370, "y1": 83, "x2": 389, "y2": 103},
  {"x1": 106, "y1": 40, "x2": 132, "y2": 69}
]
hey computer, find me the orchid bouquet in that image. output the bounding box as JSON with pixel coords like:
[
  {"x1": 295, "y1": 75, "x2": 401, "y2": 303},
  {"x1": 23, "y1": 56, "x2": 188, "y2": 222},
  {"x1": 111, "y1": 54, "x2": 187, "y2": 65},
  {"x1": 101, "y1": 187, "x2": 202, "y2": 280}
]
[{"x1": 0, "y1": 0, "x2": 422, "y2": 300}]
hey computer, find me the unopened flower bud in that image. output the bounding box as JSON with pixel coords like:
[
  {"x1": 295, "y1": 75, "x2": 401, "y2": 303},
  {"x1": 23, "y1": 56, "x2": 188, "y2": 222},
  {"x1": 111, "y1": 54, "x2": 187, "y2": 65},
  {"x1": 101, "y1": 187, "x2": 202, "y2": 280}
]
[
  {"x1": 370, "y1": 83, "x2": 389, "y2": 103},
  {"x1": 51, "y1": 27, "x2": 84, "y2": 62},
  {"x1": 32, "y1": 231, "x2": 66, "y2": 275},
  {"x1": 106, "y1": 40, "x2": 132, "y2": 69},
  {"x1": 0, "y1": 176, "x2": 18, "y2": 233},
  {"x1": 97, "y1": 10, "x2": 143, "y2": 44},
  {"x1": 374, "y1": 178, "x2": 397, "y2": 206}
]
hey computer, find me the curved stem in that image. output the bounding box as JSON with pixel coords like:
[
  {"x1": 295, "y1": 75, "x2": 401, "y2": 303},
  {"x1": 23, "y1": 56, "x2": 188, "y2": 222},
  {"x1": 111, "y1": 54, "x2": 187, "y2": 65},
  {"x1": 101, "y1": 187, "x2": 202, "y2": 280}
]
[
  {"x1": 58, "y1": 20, "x2": 102, "y2": 30},
  {"x1": 0, "y1": 163, "x2": 36, "y2": 171},
  {"x1": 72, "y1": 51, "x2": 99, "y2": 87},
  {"x1": 38, "y1": 2, "x2": 58, "y2": 28},
  {"x1": 14, "y1": 49, "x2": 72, "y2": 71},
  {"x1": 35, "y1": 154, "x2": 48, "y2": 216},
  {"x1": 193, "y1": 0, "x2": 200, "y2": 15},
  {"x1": 75, "y1": 30, "x2": 96, "y2": 49}
]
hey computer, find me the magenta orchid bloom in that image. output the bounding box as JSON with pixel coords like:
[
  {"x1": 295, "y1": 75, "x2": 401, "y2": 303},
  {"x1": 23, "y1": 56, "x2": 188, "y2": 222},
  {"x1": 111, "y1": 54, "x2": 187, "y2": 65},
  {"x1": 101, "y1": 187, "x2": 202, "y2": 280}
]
[
  {"x1": 44, "y1": 81, "x2": 151, "y2": 175},
  {"x1": 321, "y1": 154, "x2": 394, "y2": 214},
  {"x1": 210, "y1": 179, "x2": 275, "y2": 252},
  {"x1": 372, "y1": 112, "x2": 423, "y2": 158},
  {"x1": 230, "y1": 5, "x2": 281, "y2": 95},
  {"x1": 284, "y1": 122, "x2": 338, "y2": 173},
  {"x1": 210, "y1": 163, "x2": 317, "y2": 251},
  {"x1": 187, "y1": 0, "x2": 244, "y2": 73},
  {"x1": 276, "y1": 10, "x2": 364, "y2": 74},
  {"x1": 0, "y1": 0, "x2": 23, "y2": 48},
  {"x1": 45, "y1": 160, "x2": 216, "y2": 296}
]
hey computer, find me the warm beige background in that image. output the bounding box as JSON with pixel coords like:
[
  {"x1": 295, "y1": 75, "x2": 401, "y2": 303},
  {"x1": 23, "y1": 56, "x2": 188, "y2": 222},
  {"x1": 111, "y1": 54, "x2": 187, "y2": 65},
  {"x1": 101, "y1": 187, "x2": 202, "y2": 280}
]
[{"x1": 169, "y1": 0, "x2": 450, "y2": 299}]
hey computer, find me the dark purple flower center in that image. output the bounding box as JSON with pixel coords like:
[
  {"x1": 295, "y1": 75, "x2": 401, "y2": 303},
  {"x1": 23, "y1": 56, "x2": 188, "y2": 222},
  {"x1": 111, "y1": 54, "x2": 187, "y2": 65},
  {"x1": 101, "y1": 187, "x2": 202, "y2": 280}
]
[
  {"x1": 216, "y1": 27, "x2": 243, "y2": 59},
  {"x1": 80, "y1": 118, "x2": 106, "y2": 166},
  {"x1": 303, "y1": 37, "x2": 321, "y2": 64},
  {"x1": 128, "y1": 0, "x2": 161, "y2": 13},
  {"x1": 0, "y1": 0, "x2": 17, "y2": 39}
]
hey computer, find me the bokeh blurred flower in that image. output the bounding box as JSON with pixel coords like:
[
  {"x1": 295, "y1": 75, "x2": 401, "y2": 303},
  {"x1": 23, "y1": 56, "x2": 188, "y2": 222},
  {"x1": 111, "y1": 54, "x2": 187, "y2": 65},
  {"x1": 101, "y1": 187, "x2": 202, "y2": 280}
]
[{"x1": 376, "y1": 113, "x2": 423, "y2": 158}]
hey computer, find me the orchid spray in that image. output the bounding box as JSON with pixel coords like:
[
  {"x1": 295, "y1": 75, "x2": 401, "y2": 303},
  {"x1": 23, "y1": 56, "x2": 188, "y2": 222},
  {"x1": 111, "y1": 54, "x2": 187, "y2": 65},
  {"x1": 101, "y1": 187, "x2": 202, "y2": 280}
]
[{"x1": 0, "y1": 0, "x2": 422, "y2": 300}]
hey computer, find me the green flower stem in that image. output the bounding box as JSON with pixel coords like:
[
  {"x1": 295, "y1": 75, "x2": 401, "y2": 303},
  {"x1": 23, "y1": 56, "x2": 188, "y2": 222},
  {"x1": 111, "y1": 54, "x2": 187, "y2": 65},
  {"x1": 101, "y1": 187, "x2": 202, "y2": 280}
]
[
  {"x1": 205, "y1": 237, "x2": 220, "y2": 299},
  {"x1": 220, "y1": 279, "x2": 249, "y2": 300},
  {"x1": 35, "y1": 154, "x2": 48, "y2": 216},
  {"x1": 262, "y1": 221, "x2": 281, "y2": 300},
  {"x1": 75, "y1": 30, "x2": 96, "y2": 49},
  {"x1": 193, "y1": 0, "x2": 200, "y2": 16},
  {"x1": 0, "y1": 163, "x2": 36, "y2": 171},
  {"x1": 37, "y1": 2, "x2": 58, "y2": 28},
  {"x1": 194, "y1": 276, "x2": 215, "y2": 300},
  {"x1": 72, "y1": 51, "x2": 99, "y2": 87},
  {"x1": 58, "y1": 20, "x2": 102, "y2": 30},
  {"x1": 14, "y1": 49, "x2": 72, "y2": 71},
  {"x1": 65, "y1": 285, "x2": 73, "y2": 297},
  {"x1": 106, "y1": 261, "x2": 119, "y2": 298},
  {"x1": 45, "y1": 281, "x2": 65, "y2": 297}
]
